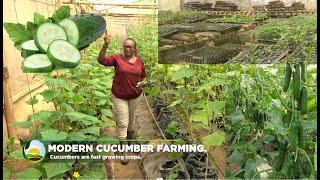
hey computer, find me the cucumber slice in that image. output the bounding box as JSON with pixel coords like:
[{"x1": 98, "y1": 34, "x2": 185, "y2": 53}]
[
  {"x1": 22, "y1": 54, "x2": 54, "y2": 73},
  {"x1": 35, "y1": 23, "x2": 67, "y2": 53},
  {"x1": 21, "y1": 40, "x2": 39, "y2": 58},
  {"x1": 58, "y1": 18, "x2": 79, "y2": 46},
  {"x1": 59, "y1": 14, "x2": 106, "y2": 49},
  {"x1": 47, "y1": 39, "x2": 80, "y2": 68}
]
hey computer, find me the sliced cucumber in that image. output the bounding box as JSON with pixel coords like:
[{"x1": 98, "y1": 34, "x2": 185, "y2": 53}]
[
  {"x1": 22, "y1": 54, "x2": 54, "y2": 73},
  {"x1": 59, "y1": 14, "x2": 106, "y2": 49},
  {"x1": 35, "y1": 23, "x2": 67, "y2": 53},
  {"x1": 47, "y1": 39, "x2": 80, "y2": 68},
  {"x1": 21, "y1": 40, "x2": 39, "y2": 58}
]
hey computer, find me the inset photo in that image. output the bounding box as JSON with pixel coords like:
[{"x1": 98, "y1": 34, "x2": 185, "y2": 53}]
[{"x1": 158, "y1": 0, "x2": 317, "y2": 64}]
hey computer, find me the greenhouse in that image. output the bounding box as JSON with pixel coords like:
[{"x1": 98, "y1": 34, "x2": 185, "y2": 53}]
[{"x1": 2, "y1": 0, "x2": 317, "y2": 180}]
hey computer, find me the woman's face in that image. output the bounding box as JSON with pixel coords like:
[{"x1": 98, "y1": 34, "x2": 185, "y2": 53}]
[{"x1": 123, "y1": 40, "x2": 136, "y2": 58}]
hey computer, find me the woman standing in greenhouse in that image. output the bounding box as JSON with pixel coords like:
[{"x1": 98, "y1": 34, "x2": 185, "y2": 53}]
[{"x1": 98, "y1": 31, "x2": 146, "y2": 165}]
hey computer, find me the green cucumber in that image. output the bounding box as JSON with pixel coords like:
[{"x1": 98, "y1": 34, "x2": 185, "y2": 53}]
[
  {"x1": 300, "y1": 62, "x2": 306, "y2": 83},
  {"x1": 59, "y1": 13, "x2": 106, "y2": 49},
  {"x1": 297, "y1": 122, "x2": 305, "y2": 149},
  {"x1": 47, "y1": 39, "x2": 80, "y2": 68},
  {"x1": 21, "y1": 40, "x2": 39, "y2": 58},
  {"x1": 282, "y1": 63, "x2": 292, "y2": 92},
  {"x1": 35, "y1": 22, "x2": 67, "y2": 53},
  {"x1": 289, "y1": 122, "x2": 299, "y2": 151},
  {"x1": 300, "y1": 87, "x2": 308, "y2": 114},
  {"x1": 21, "y1": 54, "x2": 54, "y2": 73},
  {"x1": 284, "y1": 100, "x2": 292, "y2": 124},
  {"x1": 275, "y1": 138, "x2": 288, "y2": 171},
  {"x1": 293, "y1": 64, "x2": 301, "y2": 103}
]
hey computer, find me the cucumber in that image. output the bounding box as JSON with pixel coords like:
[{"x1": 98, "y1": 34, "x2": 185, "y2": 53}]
[
  {"x1": 282, "y1": 63, "x2": 292, "y2": 92},
  {"x1": 284, "y1": 100, "x2": 292, "y2": 124},
  {"x1": 47, "y1": 39, "x2": 80, "y2": 68},
  {"x1": 297, "y1": 122, "x2": 305, "y2": 149},
  {"x1": 35, "y1": 22, "x2": 67, "y2": 53},
  {"x1": 21, "y1": 54, "x2": 54, "y2": 73},
  {"x1": 300, "y1": 62, "x2": 306, "y2": 83},
  {"x1": 59, "y1": 13, "x2": 106, "y2": 49},
  {"x1": 300, "y1": 87, "x2": 308, "y2": 114},
  {"x1": 293, "y1": 64, "x2": 301, "y2": 103},
  {"x1": 21, "y1": 40, "x2": 39, "y2": 58},
  {"x1": 289, "y1": 122, "x2": 299, "y2": 151},
  {"x1": 275, "y1": 139, "x2": 288, "y2": 171}
]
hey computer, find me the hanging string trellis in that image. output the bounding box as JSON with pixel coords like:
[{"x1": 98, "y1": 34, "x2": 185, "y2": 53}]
[{"x1": 13, "y1": 0, "x2": 36, "y2": 115}]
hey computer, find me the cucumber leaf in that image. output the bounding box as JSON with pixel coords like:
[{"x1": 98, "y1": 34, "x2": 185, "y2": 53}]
[
  {"x1": 33, "y1": 12, "x2": 47, "y2": 25},
  {"x1": 3, "y1": 23, "x2": 33, "y2": 49},
  {"x1": 26, "y1": 22, "x2": 38, "y2": 37},
  {"x1": 51, "y1": 6, "x2": 70, "y2": 23}
]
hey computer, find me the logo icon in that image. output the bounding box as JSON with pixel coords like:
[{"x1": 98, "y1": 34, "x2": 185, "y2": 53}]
[{"x1": 23, "y1": 140, "x2": 46, "y2": 163}]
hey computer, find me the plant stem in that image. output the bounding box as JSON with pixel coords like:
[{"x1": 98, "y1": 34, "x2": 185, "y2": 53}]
[{"x1": 297, "y1": 147, "x2": 315, "y2": 176}]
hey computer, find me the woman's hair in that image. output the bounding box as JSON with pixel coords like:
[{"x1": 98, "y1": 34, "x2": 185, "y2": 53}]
[{"x1": 123, "y1": 38, "x2": 138, "y2": 55}]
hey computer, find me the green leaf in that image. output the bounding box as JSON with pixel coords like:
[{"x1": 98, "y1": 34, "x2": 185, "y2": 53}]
[
  {"x1": 11, "y1": 121, "x2": 33, "y2": 129},
  {"x1": 15, "y1": 168, "x2": 42, "y2": 180},
  {"x1": 30, "y1": 110, "x2": 53, "y2": 126},
  {"x1": 208, "y1": 101, "x2": 225, "y2": 113},
  {"x1": 44, "y1": 77, "x2": 59, "y2": 87},
  {"x1": 41, "y1": 89, "x2": 59, "y2": 102},
  {"x1": 202, "y1": 131, "x2": 225, "y2": 148},
  {"x1": 169, "y1": 99, "x2": 183, "y2": 108},
  {"x1": 99, "y1": 119, "x2": 115, "y2": 128},
  {"x1": 167, "y1": 171, "x2": 178, "y2": 180},
  {"x1": 42, "y1": 163, "x2": 72, "y2": 179},
  {"x1": 3, "y1": 23, "x2": 33, "y2": 47},
  {"x1": 166, "y1": 121, "x2": 179, "y2": 135},
  {"x1": 171, "y1": 67, "x2": 194, "y2": 81},
  {"x1": 264, "y1": 110, "x2": 285, "y2": 136},
  {"x1": 3, "y1": 167, "x2": 10, "y2": 179},
  {"x1": 93, "y1": 98, "x2": 107, "y2": 106},
  {"x1": 41, "y1": 129, "x2": 67, "y2": 141},
  {"x1": 72, "y1": 94, "x2": 84, "y2": 104},
  {"x1": 79, "y1": 127, "x2": 101, "y2": 137},
  {"x1": 66, "y1": 112, "x2": 99, "y2": 126},
  {"x1": 50, "y1": 111, "x2": 63, "y2": 121},
  {"x1": 9, "y1": 150, "x2": 24, "y2": 160},
  {"x1": 26, "y1": 96, "x2": 38, "y2": 105},
  {"x1": 190, "y1": 110, "x2": 210, "y2": 128},
  {"x1": 93, "y1": 90, "x2": 107, "y2": 97},
  {"x1": 101, "y1": 109, "x2": 113, "y2": 117},
  {"x1": 78, "y1": 169, "x2": 105, "y2": 179},
  {"x1": 61, "y1": 103, "x2": 75, "y2": 112},
  {"x1": 68, "y1": 132, "x2": 88, "y2": 141},
  {"x1": 33, "y1": 12, "x2": 47, "y2": 25},
  {"x1": 26, "y1": 22, "x2": 38, "y2": 36},
  {"x1": 244, "y1": 159, "x2": 257, "y2": 179},
  {"x1": 148, "y1": 87, "x2": 160, "y2": 96},
  {"x1": 227, "y1": 149, "x2": 242, "y2": 164},
  {"x1": 51, "y1": 6, "x2": 70, "y2": 23}
]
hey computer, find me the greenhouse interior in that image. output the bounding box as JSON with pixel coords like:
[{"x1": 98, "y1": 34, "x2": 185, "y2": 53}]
[{"x1": 2, "y1": 0, "x2": 317, "y2": 179}]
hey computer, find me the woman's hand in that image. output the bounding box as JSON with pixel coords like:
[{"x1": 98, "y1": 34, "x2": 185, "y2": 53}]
[{"x1": 103, "y1": 31, "x2": 112, "y2": 47}]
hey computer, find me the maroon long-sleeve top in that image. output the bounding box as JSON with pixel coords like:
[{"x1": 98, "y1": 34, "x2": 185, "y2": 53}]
[{"x1": 99, "y1": 53, "x2": 146, "y2": 100}]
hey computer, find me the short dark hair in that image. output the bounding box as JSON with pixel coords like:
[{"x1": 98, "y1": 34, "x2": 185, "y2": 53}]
[
  {"x1": 123, "y1": 38, "x2": 138, "y2": 55},
  {"x1": 123, "y1": 38, "x2": 137, "y2": 49}
]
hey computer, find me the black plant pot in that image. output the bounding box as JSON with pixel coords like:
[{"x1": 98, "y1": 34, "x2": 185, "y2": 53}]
[
  {"x1": 192, "y1": 166, "x2": 217, "y2": 179},
  {"x1": 159, "y1": 159, "x2": 179, "y2": 178}
]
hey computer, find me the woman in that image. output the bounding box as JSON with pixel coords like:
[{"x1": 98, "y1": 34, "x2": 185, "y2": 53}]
[{"x1": 98, "y1": 31, "x2": 146, "y2": 165}]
